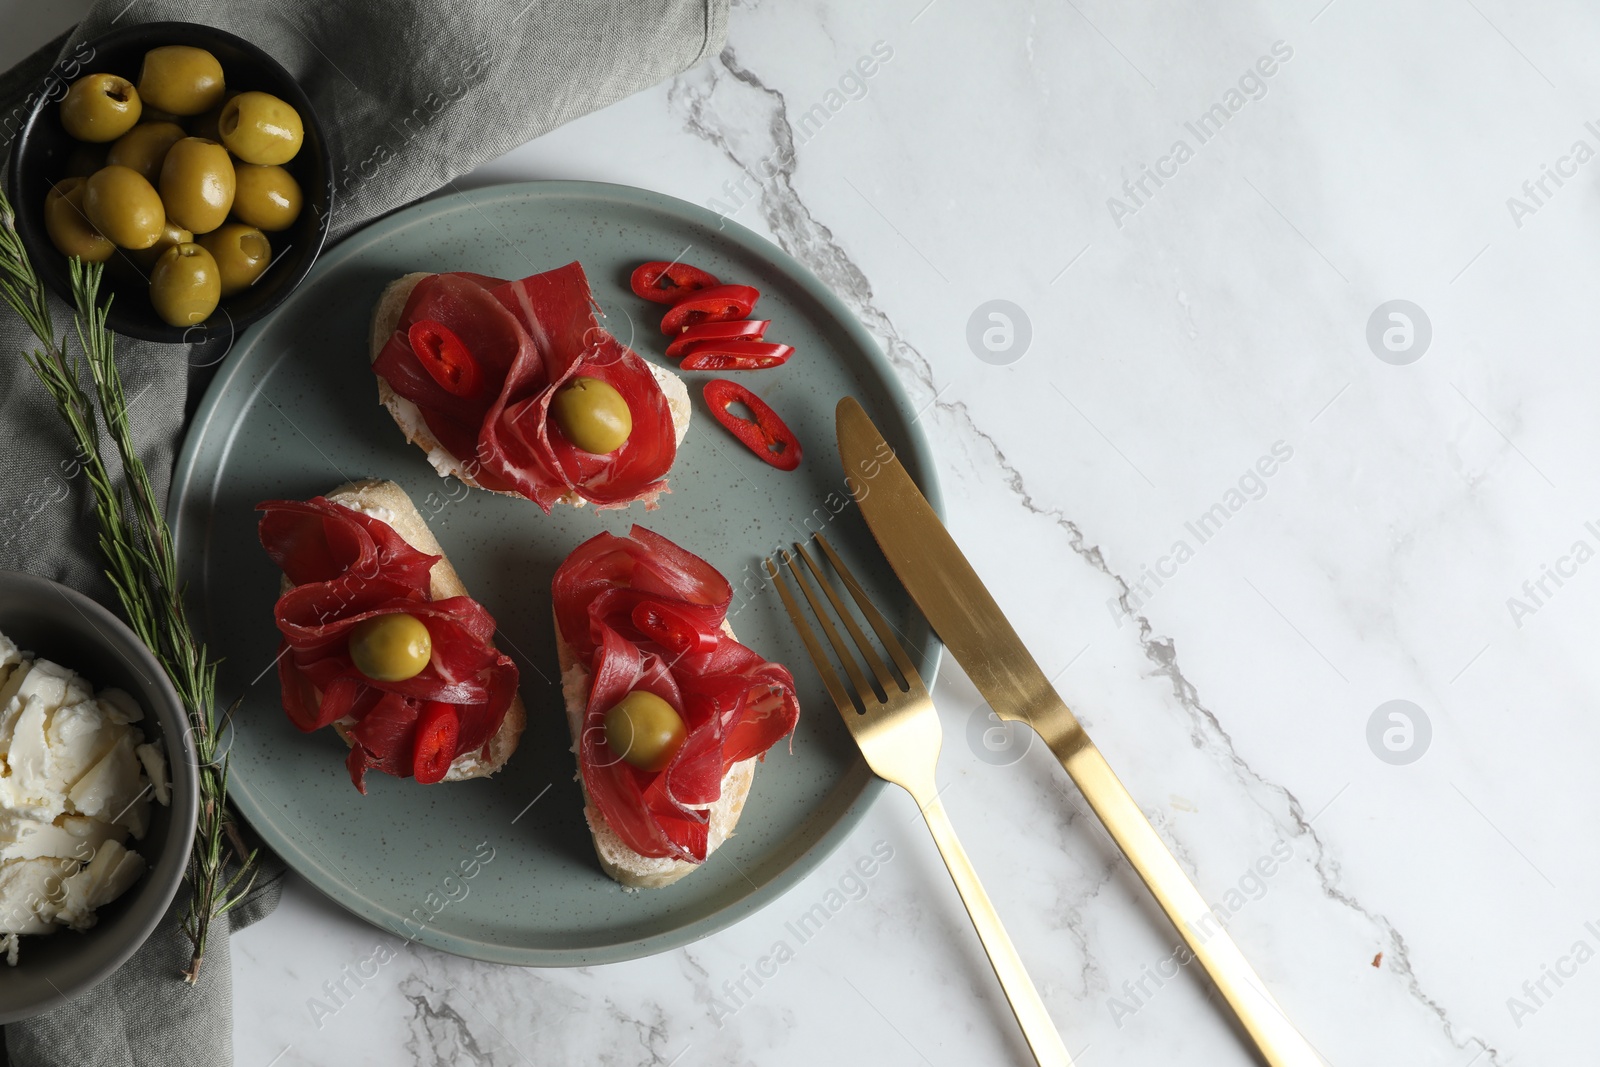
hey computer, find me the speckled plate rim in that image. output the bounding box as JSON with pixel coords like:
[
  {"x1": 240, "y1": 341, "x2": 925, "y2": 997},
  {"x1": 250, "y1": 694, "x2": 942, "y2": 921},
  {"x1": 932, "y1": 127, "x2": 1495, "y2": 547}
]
[{"x1": 168, "y1": 179, "x2": 944, "y2": 965}]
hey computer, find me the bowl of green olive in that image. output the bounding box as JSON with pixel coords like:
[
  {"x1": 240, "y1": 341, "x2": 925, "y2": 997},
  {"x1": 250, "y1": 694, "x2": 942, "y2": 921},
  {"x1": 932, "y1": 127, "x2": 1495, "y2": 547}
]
[{"x1": 6, "y1": 21, "x2": 333, "y2": 344}]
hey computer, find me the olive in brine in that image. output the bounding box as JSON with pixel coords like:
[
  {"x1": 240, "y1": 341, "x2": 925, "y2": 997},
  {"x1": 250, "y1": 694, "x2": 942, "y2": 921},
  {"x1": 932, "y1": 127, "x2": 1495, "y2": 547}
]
[
  {"x1": 550, "y1": 377, "x2": 632, "y2": 454},
  {"x1": 197, "y1": 223, "x2": 270, "y2": 295},
  {"x1": 106, "y1": 121, "x2": 186, "y2": 184},
  {"x1": 347, "y1": 613, "x2": 432, "y2": 682},
  {"x1": 137, "y1": 46, "x2": 224, "y2": 116},
  {"x1": 602, "y1": 691, "x2": 687, "y2": 772},
  {"x1": 218, "y1": 91, "x2": 303, "y2": 165},
  {"x1": 82, "y1": 165, "x2": 164, "y2": 249},
  {"x1": 59, "y1": 73, "x2": 141, "y2": 142},
  {"x1": 129, "y1": 218, "x2": 194, "y2": 272},
  {"x1": 158, "y1": 137, "x2": 235, "y2": 234},
  {"x1": 230, "y1": 164, "x2": 302, "y2": 231},
  {"x1": 43, "y1": 179, "x2": 114, "y2": 263},
  {"x1": 148, "y1": 242, "x2": 220, "y2": 326}
]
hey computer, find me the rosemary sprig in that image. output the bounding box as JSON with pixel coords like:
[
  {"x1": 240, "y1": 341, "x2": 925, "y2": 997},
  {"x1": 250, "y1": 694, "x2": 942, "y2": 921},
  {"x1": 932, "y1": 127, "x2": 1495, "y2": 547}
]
[{"x1": 0, "y1": 194, "x2": 255, "y2": 984}]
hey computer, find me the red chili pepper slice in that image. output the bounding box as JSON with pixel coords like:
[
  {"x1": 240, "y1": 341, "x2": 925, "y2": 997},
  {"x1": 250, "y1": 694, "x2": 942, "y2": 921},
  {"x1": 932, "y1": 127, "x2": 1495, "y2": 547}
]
[
  {"x1": 630, "y1": 260, "x2": 722, "y2": 304},
  {"x1": 679, "y1": 340, "x2": 795, "y2": 372},
  {"x1": 407, "y1": 319, "x2": 482, "y2": 398},
  {"x1": 631, "y1": 600, "x2": 720, "y2": 656},
  {"x1": 411, "y1": 700, "x2": 460, "y2": 784},
  {"x1": 664, "y1": 319, "x2": 770, "y2": 358},
  {"x1": 660, "y1": 285, "x2": 759, "y2": 335},
  {"x1": 704, "y1": 379, "x2": 802, "y2": 471}
]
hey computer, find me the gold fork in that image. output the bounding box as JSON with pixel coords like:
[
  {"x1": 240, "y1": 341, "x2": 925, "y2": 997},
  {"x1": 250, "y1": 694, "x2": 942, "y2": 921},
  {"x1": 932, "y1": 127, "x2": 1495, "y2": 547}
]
[{"x1": 768, "y1": 535, "x2": 1073, "y2": 1067}]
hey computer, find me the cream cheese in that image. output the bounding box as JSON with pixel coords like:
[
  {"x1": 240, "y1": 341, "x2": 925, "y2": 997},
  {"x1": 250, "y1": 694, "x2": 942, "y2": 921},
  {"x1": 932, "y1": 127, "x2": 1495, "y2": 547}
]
[{"x1": 0, "y1": 630, "x2": 170, "y2": 960}]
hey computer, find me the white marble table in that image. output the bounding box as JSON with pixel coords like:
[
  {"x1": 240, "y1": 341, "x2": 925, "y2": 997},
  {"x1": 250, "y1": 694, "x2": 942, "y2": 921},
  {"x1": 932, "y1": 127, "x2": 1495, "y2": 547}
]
[{"x1": 15, "y1": 1, "x2": 1600, "y2": 1063}]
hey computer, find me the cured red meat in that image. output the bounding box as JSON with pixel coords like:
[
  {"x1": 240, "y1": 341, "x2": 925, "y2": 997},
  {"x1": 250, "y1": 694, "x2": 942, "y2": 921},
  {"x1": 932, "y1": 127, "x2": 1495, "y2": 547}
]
[
  {"x1": 371, "y1": 273, "x2": 526, "y2": 494},
  {"x1": 373, "y1": 262, "x2": 678, "y2": 511},
  {"x1": 553, "y1": 527, "x2": 800, "y2": 862},
  {"x1": 257, "y1": 497, "x2": 520, "y2": 792}
]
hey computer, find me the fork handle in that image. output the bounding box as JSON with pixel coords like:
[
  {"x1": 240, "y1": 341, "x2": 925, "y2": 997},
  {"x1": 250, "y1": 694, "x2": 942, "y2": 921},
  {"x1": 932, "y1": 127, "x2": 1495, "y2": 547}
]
[{"x1": 909, "y1": 785, "x2": 1074, "y2": 1067}]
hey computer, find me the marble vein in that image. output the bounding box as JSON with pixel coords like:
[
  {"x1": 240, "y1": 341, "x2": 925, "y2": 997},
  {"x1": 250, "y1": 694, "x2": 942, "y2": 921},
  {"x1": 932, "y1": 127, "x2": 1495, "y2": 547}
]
[
  {"x1": 401, "y1": 981, "x2": 502, "y2": 1065},
  {"x1": 666, "y1": 43, "x2": 1504, "y2": 1066}
]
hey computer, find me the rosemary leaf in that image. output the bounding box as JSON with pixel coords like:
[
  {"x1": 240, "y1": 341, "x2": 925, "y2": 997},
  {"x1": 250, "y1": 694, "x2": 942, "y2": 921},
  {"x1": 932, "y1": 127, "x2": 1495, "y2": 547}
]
[{"x1": 1, "y1": 193, "x2": 252, "y2": 984}]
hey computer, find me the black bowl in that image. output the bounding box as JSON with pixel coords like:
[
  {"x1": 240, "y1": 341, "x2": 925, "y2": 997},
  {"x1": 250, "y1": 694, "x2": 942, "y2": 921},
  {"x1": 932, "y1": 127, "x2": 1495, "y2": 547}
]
[
  {"x1": 6, "y1": 21, "x2": 334, "y2": 345},
  {"x1": 0, "y1": 572, "x2": 198, "y2": 1022}
]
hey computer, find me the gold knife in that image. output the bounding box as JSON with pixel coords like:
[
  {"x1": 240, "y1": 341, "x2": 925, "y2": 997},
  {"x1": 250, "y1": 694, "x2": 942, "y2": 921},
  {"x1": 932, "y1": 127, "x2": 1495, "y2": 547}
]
[{"x1": 837, "y1": 396, "x2": 1321, "y2": 1067}]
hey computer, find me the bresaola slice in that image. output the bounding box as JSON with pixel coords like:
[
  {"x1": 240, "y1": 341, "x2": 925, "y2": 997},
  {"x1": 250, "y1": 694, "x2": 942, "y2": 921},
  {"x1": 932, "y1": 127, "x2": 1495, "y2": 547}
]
[
  {"x1": 373, "y1": 262, "x2": 679, "y2": 511},
  {"x1": 553, "y1": 526, "x2": 801, "y2": 863},
  {"x1": 257, "y1": 496, "x2": 520, "y2": 792},
  {"x1": 372, "y1": 273, "x2": 528, "y2": 493}
]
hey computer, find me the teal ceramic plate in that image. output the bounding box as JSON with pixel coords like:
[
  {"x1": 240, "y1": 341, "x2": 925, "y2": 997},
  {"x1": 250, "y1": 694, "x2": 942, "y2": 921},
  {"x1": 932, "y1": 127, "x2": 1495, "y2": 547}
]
[{"x1": 168, "y1": 181, "x2": 942, "y2": 965}]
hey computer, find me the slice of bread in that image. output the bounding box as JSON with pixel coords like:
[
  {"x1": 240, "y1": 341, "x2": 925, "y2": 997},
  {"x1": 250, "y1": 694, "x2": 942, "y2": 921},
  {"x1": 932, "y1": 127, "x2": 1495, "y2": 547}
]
[
  {"x1": 369, "y1": 273, "x2": 692, "y2": 503},
  {"x1": 556, "y1": 613, "x2": 756, "y2": 889},
  {"x1": 293, "y1": 478, "x2": 526, "y2": 782}
]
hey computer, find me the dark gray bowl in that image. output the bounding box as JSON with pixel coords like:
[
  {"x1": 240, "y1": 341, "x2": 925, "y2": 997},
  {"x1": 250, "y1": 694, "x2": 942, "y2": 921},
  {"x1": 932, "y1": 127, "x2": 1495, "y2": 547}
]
[
  {"x1": 0, "y1": 571, "x2": 197, "y2": 1022},
  {"x1": 5, "y1": 20, "x2": 334, "y2": 345}
]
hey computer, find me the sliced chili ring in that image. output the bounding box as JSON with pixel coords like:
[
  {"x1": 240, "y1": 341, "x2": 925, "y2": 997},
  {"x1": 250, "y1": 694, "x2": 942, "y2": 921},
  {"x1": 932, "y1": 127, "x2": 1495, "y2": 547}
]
[
  {"x1": 679, "y1": 340, "x2": 795, "y2": 372},
  {"x1": 411, "y1": 700, "x2": 461, "y2": 784},
  {"x1": 660, "y1": 285, "x2": 759, "y2": 335},
  {"x1": 664, "y1": 319, "x2": 770, "y2": 358},
  {"x1": 407, "y1": 318, "x2": 482, "y2": 398},
  {"x1": 631, "y1": 600, "x2": 720, "y2": 656},
  {"x1": 703, "y1": 379, "x2": 802, "y2": 471},
  {"x1": 630, "y1": 260, "x2": 722, "y2": 304}
]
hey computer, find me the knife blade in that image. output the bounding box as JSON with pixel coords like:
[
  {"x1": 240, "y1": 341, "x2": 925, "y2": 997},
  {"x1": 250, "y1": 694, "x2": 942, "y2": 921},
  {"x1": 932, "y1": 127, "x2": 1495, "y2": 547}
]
[{"x1": 837, "y1": 396, "x2": 1322, "y2": 1067}]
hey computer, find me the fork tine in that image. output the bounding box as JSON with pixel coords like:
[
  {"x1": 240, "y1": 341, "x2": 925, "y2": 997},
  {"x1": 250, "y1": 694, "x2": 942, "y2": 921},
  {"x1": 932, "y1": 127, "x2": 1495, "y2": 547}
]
[
  {"x1": 815, "y1": 533, "x2": 924, "y2": 690},
  {"x1": 791, "y1": 540, "x2": 899, "y2": 697},
  {"x1": 780, "y1": 547, "x2": 877, "y2": 711},
  {"x1": 765, "y1": 556, "x2": 856, "y2": 719}
]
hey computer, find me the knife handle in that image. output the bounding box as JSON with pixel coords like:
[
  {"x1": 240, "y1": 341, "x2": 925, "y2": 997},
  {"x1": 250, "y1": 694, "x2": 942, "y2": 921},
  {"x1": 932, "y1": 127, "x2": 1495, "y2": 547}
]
[
  {"x1": 1040, "y1": 719, "x2": 1322, "y2": 1067},
  {"x1": 910, "y1": 785, "x2": 1075, "y2": 1067}
]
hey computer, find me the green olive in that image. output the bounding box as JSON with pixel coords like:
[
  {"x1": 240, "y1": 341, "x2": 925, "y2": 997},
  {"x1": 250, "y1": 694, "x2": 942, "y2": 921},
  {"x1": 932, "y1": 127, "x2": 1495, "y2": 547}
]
[
  {"x1": 105, "y1": 121, "x2": 186, "y2": 184},
  {"x1": 43, "y1": 179, "x2": 114, "y2": 263},
  {"x1": 158, "y1": 137, "x2": 235, "y2": 234},
  {"x1": 230, "y1": 164, "x2": 302, "y2": 231},
  {"x1": 196, "y1": 222, "x2": 270, "y2": 296},
  {"x1": 59, "y1": 73, "x2": 142, "y2": 142},
  {"x1": 148, "y1": 242, "x2": 221, "y2": 327},
  {"x1": 603, "y1": 691, "x2": 687, "y2": 772},
  {"x1": 347, "y1": 613, "x2": 433, "y2": 682},
  {"x1": 82, "y1": 165, "x2": 164, "y2": 249},
  {"x1": 62, "y1": 142, "x2": 106, "y2": 179},
  {"x1": 218, "y1": 91, "x2": 303, "y2": 165},
  {"x1": 136, "y1": 45, "x2": 225, "y2": 116},
  {"x1": 551, "y1": 377, "x2": 632, "y2": 454},
  {"x1": 186, "y1": 91, "x2": 238, "y2": 142},
  {"x1": 46, "y1": 177, "x2": 84, "y2": 201},
  {"x1": 129, "y1": 217, "x2": 194, "y2": 272}
]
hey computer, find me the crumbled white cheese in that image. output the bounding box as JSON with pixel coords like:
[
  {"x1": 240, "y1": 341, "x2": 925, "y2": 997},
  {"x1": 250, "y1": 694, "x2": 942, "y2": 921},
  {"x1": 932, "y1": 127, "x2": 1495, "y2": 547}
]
[
  {"x1": 55, "y1": 840, "x2": 143, "y2": 930},
  {"x1": 135, "y1": 742, "x2": 169, "y2": 807},
  {"x1": 96, "y1": 689, "x2": 144, "y2": 725},
  {"x1": 0, "y1": 632, "x2": 21, "y2": 691},
  {"x1": 45, "y1": 698, "x2": 119, "y2": 793},
  {"x1": 67, "y1": 732, "x2": 141, "y2": 822},
  {"x1": 0, "y1": 858, "x2": 75, "y2": 934},
  {"x1": 0, "y1": 630, "x2": 170, "y2": 957}
]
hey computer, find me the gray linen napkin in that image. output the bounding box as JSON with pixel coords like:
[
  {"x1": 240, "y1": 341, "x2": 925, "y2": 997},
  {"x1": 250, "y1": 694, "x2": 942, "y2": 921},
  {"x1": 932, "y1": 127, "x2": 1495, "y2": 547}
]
[{"x1": 0, "y1": 1, "x2": 727, "y2": 1063}]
